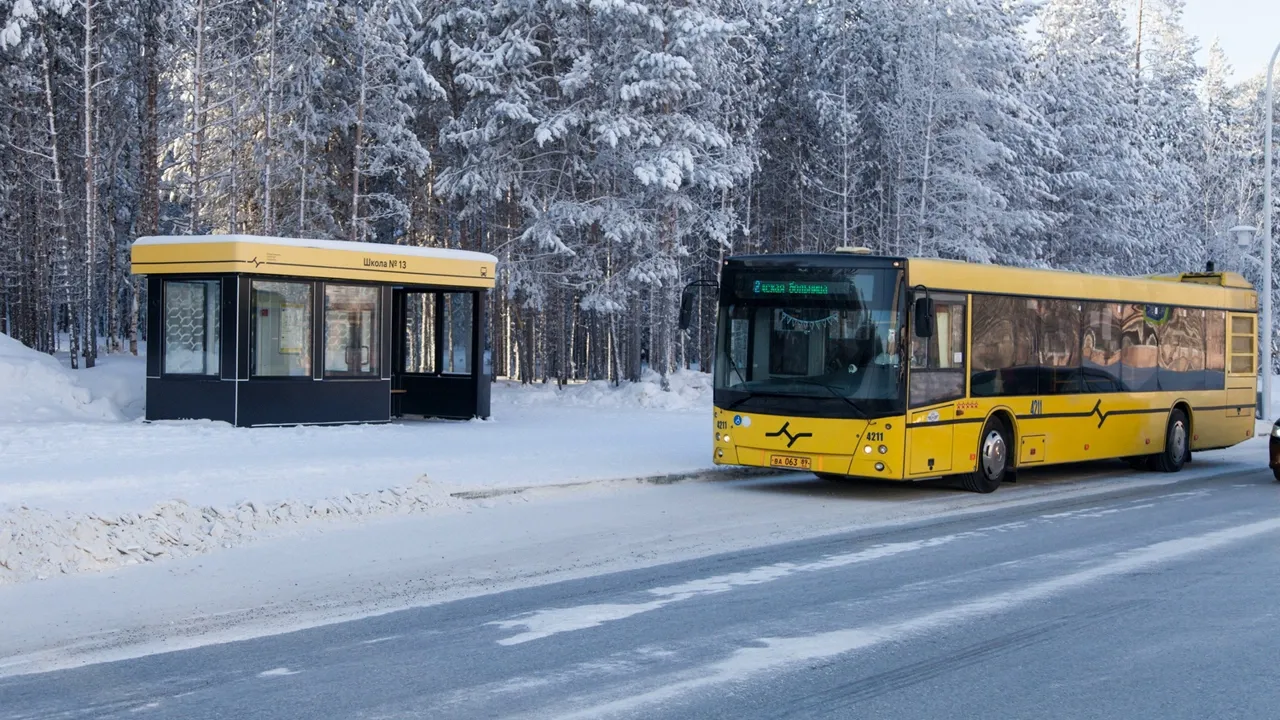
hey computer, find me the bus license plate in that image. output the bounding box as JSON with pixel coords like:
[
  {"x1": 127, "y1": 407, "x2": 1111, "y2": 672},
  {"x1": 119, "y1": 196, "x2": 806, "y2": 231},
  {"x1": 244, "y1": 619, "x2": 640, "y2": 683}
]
[{"x1": 770, "y1": 454, "x2": 812, "y2": 470}]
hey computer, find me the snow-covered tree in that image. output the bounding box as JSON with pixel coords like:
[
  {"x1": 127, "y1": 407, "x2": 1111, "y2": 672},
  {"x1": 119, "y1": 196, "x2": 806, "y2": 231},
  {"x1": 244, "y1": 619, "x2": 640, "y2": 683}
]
[
  {"x1": 1135, "y1": 0, "x2": 1204, "y2": 272},
  {"x1": 1032, "y1": 0, "x2": 1150, "y2": 274}
]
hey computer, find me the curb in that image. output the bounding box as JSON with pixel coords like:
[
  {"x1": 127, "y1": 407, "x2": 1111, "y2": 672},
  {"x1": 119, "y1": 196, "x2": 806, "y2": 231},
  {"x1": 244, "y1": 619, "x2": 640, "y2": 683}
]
[{"x1": 448, "y1": 467, "x2": 790, "y2": 500}]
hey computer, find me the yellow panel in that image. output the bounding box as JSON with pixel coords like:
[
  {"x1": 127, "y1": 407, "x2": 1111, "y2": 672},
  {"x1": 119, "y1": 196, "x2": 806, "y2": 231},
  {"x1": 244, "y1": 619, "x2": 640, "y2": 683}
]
[
  {"x1": 131, "y1": 236, "x2": 497, "y2": 289},
  {"x1": 712, "y1": 407, "x2": 908, "y2": 481},
  {"x1": 907, "y1": 405, "x2": 954, "y2": 475},
  {"x1": 1019, "y1": 435, "x2": 1045, "y2": 465},
  {"x1": 908, "y1": 259, "x2": 1255, "y2": 312}
]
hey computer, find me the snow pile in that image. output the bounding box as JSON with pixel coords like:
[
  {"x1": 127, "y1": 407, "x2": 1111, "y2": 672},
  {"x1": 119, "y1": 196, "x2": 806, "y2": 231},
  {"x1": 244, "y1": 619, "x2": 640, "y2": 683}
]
[
  {"x1": 72, "y1": 352, "x2": 147, "y2": 421},
  {"x1": 0, "y1": 358, "x2": 716, "y2": 584},
  {"x1": 0, "y1": 333, "x2": 125, "y2": 423},
  {"x1": 0, "y1": 475, "x2": 465, "y2": 583},
  {"x1": 495, "y1": 369, "x2": 712, "y2": 412}
]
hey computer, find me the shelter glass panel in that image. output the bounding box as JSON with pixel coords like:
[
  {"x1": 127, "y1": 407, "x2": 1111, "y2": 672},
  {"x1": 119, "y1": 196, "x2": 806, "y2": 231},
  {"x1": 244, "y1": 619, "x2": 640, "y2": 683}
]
[
  {"x1": 442, "y1": 293, "x2": 473, "y2": 375},
  {"x1": 251, "y1": 280, "x2": 313, "y2": 377},
  {"x1": 324, "y1": 285, "x2": 381, "y2": 377},
  {"x1": 403, "y1": 292, "x2": 436, "y2": 374},
  {"x1": 163, "y1": 279, "x2": 220, "y2": 376}
]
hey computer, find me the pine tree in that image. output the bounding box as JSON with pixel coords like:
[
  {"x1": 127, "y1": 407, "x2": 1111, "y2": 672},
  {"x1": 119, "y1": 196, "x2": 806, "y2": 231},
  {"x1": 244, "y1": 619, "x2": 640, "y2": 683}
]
[
  {"x1": 1136, "y1": 0, "x2": 1204, "y2": 273},
  {"x1": 1032, "y1": 0, "x2": 1149, "y2": 274}
]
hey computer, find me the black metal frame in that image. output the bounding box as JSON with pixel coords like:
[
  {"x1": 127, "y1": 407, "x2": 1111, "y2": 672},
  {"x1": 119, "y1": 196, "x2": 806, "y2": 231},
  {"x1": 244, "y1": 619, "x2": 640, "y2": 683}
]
[{"x1": 146, "y1": 272, "x2": 490, "y2": 427}]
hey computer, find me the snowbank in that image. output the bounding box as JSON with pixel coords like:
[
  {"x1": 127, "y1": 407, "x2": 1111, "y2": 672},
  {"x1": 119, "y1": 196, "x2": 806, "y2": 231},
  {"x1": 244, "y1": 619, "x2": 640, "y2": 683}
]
[
  {"x1": 495, "y1": 369, "x2": 711, "y2": 411},
  {"x1": 0, "y1": 347, "x2": 716, "y2": 584},
  {"x1": 0, "y1": 333, "x2": 127, "y2": 423},
  {"x1": 0, "y1": 476, "x2": 463, "y2": 581}
]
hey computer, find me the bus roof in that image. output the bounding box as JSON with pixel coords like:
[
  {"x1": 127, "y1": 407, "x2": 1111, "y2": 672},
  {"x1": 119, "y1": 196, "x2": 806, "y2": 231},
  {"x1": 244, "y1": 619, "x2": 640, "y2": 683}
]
[
  {"x1": 722, "y1": 253, "x2": 1255, "y2": 312},
  {"x1": 907, "y1": 257, "x2": 1254, "y2": 312}
]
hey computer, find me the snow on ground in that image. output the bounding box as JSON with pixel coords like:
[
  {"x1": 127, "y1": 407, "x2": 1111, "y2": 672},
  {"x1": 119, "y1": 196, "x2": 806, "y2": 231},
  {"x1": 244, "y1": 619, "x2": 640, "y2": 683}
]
[
  {"x1": 1, "y1": 332, "x2": 1275, "y2": 589},
  {"x1": 0, "y1": 334, "x2": 125, "y2": 423},
  {"x1": 0, "y1": 333, "x2": 718, "y2": 584}
]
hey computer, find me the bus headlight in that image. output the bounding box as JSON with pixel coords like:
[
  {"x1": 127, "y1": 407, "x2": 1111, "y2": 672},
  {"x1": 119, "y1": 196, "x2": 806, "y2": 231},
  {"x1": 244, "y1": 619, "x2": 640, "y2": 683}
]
[
  {"x1": 864, "y1": 446, "x2": 873, "y2": 454},
  {"x1": 878, "y1": 445, "x2": 888, "y2": 454},
  {"x1": 1271, "y1": 424, "x2": 1280, "y2": 439},
  {"x1": 875, "y1": 462, "x2": 886, "y2": 472},
  {"x1": 722, "y1": 434, "x2": 732, "y2": 444}
]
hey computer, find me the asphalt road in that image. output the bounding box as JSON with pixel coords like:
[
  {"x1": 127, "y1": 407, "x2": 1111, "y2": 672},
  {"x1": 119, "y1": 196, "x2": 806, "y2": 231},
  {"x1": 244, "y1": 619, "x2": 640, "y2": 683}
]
[{"x1": 3, "y1": 467, "x2": 1279, "y2": 719}]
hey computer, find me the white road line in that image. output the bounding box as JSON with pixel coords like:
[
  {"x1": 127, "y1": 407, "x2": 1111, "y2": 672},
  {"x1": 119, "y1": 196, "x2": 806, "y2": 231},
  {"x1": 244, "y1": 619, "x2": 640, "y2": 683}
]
[
  {"x1": 488, "y1": 488, "x2": 1193, "y2": 646},
  {"x1": 547, "y1": 516, "x2": 1280, "y2": 720},
  {"x1": 487, "y1": 529, "x2": 994, "y2": 645}
]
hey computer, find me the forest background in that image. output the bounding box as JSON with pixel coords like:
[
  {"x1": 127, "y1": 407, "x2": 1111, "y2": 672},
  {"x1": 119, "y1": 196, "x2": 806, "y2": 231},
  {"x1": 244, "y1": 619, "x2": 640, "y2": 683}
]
[{"x1": 0, "y1": 0, "x2": 1273, "y2": 385}]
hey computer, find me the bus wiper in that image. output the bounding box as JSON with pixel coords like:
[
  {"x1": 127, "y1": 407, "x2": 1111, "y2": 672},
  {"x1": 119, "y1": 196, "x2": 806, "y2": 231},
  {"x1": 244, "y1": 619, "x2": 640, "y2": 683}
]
[
  {"x1": 788, "y1": 378, "x2": 868, "y2": 419},
  {"x1": 722, "y1": 391, "x2": 796, "y2": 410}
]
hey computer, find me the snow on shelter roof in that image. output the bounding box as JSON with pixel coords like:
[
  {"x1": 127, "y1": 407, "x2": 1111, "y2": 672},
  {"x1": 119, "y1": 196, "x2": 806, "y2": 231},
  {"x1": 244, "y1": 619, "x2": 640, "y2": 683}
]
[{"x1": 132, "y1": 234, "x2": 497, "y2": 289}]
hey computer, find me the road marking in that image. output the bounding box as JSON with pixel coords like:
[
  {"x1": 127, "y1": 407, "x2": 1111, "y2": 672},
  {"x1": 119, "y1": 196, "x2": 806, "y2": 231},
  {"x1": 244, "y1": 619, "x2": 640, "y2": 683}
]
[
  {"x1": 489, "y1": 490, "x2": 1186, "y2": 646},
  {"x1": 257, "y1": 667, "x2": 299, "y2": 677},
  {"x1": 487, "y1": 529, "x2": 996, "y2": 645},
  {"x1": 548, "y1": 516, "x2": 1280, "y2": 719}
]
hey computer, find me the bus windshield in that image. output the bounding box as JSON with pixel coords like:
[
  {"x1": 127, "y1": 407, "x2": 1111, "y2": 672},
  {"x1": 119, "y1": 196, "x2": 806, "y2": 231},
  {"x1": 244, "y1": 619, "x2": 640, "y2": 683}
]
[{"x1": 714, "y1": 265, "x2": 905, "y2": 419}]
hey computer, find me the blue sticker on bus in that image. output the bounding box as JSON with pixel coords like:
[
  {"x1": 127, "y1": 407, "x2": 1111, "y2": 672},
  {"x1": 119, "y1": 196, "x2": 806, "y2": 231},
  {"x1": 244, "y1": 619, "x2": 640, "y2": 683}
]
[{"x1": 733, "y1": 415, "x2": 742, "y2": 426}]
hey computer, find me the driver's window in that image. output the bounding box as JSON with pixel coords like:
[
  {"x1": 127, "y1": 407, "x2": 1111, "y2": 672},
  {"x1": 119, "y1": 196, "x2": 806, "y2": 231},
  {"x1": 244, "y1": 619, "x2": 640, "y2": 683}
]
[{"x1": 910, "y1": 295, "x2": 967, "y2": 407}]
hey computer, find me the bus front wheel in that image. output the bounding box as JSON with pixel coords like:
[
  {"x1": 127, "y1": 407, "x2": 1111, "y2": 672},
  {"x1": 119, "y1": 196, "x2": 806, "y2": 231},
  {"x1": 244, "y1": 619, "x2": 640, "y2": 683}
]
[
  {"x1": 959, "y1": 418, "x2": 1010, "y2": 493},
  {"x1": 1152, "y1": 409, "x2": 1189, "y2": 473}
]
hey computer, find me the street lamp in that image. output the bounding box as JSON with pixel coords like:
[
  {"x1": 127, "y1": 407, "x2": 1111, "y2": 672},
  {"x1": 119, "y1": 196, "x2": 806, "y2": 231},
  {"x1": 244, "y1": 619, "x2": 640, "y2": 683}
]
[
  {"x1": 1231, "y1": 225, "x2": 1258, "y2": 250},
  {"x1": 1260, "y1": 42, "x2": 1280, "y2": 421}
]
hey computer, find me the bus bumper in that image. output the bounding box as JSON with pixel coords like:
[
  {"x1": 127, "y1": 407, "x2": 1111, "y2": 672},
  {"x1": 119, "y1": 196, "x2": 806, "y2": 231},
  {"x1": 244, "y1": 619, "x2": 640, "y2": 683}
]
[{"x1": 712, "y1": 410, "x2": 905, "y2": 480}]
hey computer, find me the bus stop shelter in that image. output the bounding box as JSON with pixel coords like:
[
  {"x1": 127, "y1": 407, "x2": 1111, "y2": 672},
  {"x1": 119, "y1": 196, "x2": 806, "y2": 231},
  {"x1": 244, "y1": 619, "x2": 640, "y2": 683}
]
[{"x1": 131, "y1": 234, "x2": 498, "y2": 427}]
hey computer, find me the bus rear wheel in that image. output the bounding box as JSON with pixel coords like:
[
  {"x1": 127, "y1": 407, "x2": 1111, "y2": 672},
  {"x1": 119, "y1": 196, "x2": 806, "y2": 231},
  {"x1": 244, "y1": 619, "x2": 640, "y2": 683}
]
[
  {"x1": 959, "y1": 417, "x2": 1010, "y2": 493},
  {"x1": 1152, "y1": 409, "x2": 1189, "y2": 473}
]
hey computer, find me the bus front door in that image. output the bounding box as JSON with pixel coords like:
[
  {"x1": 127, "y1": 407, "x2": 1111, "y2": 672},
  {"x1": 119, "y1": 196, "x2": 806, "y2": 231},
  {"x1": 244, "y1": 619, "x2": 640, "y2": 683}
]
[{"x1": 907, "y1": 404, "x2": 955, "y2": 475}]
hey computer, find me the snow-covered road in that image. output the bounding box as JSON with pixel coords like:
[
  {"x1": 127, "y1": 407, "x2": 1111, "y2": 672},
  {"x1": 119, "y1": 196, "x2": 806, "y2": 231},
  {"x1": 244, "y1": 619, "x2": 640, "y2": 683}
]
[{"x1": 0, "y1": 449, "x2": 1266, "y2": 677}]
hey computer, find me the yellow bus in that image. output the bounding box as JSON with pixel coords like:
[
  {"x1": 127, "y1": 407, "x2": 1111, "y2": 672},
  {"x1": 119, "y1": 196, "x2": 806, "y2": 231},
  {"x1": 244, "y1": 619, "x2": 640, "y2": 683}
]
[{"x1": 688, "y1": 250, "x2": 1258, "y2": 493}]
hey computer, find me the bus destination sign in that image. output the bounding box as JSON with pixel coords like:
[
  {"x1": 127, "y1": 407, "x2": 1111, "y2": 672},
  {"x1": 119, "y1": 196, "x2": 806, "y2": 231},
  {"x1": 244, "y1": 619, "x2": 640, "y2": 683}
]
[{"x1": 752, "y1": 280, "x2": 841, "y2": 296}]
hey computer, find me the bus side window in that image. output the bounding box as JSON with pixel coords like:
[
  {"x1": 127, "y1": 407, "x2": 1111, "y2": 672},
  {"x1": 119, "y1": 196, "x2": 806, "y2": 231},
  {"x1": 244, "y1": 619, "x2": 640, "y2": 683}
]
[
  {"x1": 971, "y1": 294, "x2": 1037, "y2": 396},
  {"x1": 910, "y1": 296, "x2": 966, "y2": 407}
]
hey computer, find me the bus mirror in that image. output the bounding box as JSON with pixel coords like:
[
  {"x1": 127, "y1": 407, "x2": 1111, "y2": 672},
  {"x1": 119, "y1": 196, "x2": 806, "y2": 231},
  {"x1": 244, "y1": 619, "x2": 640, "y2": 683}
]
[
  {"x1": 913, "y1": 297, "x2": 935, "y2": 338},
  {"x1": 678, "y1": 287, "x2": 696, "y2": 331}
]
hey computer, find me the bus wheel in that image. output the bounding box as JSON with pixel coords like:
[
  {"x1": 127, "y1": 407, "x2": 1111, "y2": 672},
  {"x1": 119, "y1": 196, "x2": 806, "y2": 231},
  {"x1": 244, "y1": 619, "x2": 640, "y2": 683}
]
[
  {"x1": 1152, "y1": 409, "x2": 1189, "y2": 473},
  {"x1": 960, "y1": 418, "x2": 1010, "y2": 493}
]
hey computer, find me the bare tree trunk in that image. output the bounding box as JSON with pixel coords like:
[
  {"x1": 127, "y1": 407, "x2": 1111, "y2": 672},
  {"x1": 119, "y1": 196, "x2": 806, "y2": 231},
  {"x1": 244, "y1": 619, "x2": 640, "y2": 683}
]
[
  {"x1": 915, "y1": 19, "x2": 940, "y2": 257},
  {"x1": 41, "y1": 29, "x2": 78, "y2": 368},
  {"x1": 191, "y1": 0, "x2": 207, "y2": 232},
  {"x1": 106, "y1": 193, "x2": 120, "y2": 353},
  {"x1": 83, "y1": 0, "x2": 99, "y2": 367},
  {"x1": 133, "y1": 0, "x2": 160, "y2": 356},
  {"x1": 298, "y1": 95, "x2": 309, "y2": 234},
  {"x1": 628, "y1": 303, "x2": 642, "y2": 383},
  {"x1": 350, "y1": 3, "x2": 366, "y2": 243},
  {"x1": 228, "y1": 55, "x2": 240, "y2": 234},
  {"x1": 263, "y1": 0, "x2": 278, "y2": 234}
]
